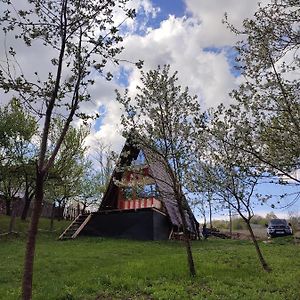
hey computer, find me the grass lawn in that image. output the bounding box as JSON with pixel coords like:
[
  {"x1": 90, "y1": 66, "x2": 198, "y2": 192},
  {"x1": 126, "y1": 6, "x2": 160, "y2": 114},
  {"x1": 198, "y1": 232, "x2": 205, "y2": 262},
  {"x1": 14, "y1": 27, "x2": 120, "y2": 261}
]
[{"x1": 0, "y1": 216, "x2": 300, "y2": 300}]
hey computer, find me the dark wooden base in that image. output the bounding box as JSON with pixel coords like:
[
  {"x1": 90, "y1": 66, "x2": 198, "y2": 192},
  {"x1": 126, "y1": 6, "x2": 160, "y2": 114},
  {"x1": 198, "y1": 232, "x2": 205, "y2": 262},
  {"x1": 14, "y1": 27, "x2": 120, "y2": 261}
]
[{"x1": 81, "y1": 208, "x2": 171, "y2": 240}]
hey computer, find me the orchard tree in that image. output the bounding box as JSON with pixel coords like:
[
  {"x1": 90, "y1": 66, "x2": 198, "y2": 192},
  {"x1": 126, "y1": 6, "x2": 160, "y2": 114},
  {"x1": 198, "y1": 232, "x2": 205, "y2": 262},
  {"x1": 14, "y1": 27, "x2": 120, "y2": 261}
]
[
  {"x1": 74, "y1": 140, "x2": 116, "y2": 215},
  {"x1": 0, "y1": 98, "x2": 37, "y2": 175},
  {"x1": 91, "y1": 139, "x2": 116, "y2": 203},
  {"x1": 20, "y1": 161, "x2": 37, "y2": 221},
  {"x1": 194, "y1": 109, "x2": 271, "y2": 272},
  {"x1": 187, "y1": 163, "x2": 220, "y2": 230},
  {"x1": 76, "y1": 163, "x2": 103, "y2": 213},
  {"x1": 117, "y1": 65, "x2": 203, "y2": 277},
  {"x1": 0, "y1": 1, "x2": 137, "y2": 298},
  {"x1": 224, "y1": 0, "x2": 300, "y2": 182},
  {"x1": 45, "y1": 120, "x2": 89, "y2": 226},
  {"x1": 0, "y1": 99, "x2": 37, "y2": 230}
]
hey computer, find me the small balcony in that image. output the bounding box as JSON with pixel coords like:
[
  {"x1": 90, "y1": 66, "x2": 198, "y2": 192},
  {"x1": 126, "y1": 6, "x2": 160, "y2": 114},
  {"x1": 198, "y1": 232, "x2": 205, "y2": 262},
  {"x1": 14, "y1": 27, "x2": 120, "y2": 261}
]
[{"x1": 118, "y1": 198, "x2": 162, "y2": 210}]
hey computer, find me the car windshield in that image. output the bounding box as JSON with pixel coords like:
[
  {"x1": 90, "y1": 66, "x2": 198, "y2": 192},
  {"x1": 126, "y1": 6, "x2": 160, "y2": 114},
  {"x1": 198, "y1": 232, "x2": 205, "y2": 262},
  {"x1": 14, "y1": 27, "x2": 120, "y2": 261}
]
[{"x1": 269, "y1": 219, "x2": 287, "y2": 226}]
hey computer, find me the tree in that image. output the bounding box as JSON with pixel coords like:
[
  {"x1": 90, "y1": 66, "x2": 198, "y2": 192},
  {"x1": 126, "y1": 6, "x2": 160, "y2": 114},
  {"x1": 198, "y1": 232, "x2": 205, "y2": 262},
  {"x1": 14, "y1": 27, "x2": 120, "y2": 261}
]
[
  {"x1": 116, "y1": 65, "x2": 202, "y2": 277},
  {"x1": 224, "y1": 0, "x2": 300, "y2": 183},
  {"x1": 0, "y1": 1, "x2": 136, "y2": 298},
  {"x1": 76, "y1": 163, "x2": 103, "y2": 213},
  {"x1": 193, "y1": 109, "x2": 271, "y2": 272},
  {"x1": 187, "y1": 165, "x2": 221, "y2": 230},
  {"x1": 70, "y1": 139, "x2": 115, "y2": 214},
  {"x1": 265, "y1": 212, "x2": 278, "y2": 222},
  {"x1": 45, "y1": 120, "x2": 89, "y2": 227},
  {"x1": 0, "y1": 99, "x2": 37, "y2": 231},
  {"x1": 91, "y1": 139, "x2": 116, "y2": 205},
  {"x1": 287, "y1": 210, "x2": 299, "y2": 233},
  {"x1": 19, "y1": 161, "x2": 37, "y2": 221}
]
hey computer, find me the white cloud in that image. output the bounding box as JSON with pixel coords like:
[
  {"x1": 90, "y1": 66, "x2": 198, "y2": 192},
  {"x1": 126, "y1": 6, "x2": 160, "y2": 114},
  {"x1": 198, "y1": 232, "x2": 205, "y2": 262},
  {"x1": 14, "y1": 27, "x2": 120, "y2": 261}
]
[
  {"x1": 87, "y1": 1, "x2": 275, "y2": 151},
  {"x1": 85, "y1": 100, "x2": 125, "y2": 153},
  {"x1": 185, "y1": 0, "x2": 270, "y2": 46},
  {"x1": 131, "y1": 0, "x2": 160, "y2": 18},
  {"x1": 114, "y1": 0, "x2": 160, "y2": 33},
  {"x1": 121, "y1": 15, "x2": 238, "y2": 108},
  {"x1": 0, "y1": 0, "x2": 274, "y2": 154}
]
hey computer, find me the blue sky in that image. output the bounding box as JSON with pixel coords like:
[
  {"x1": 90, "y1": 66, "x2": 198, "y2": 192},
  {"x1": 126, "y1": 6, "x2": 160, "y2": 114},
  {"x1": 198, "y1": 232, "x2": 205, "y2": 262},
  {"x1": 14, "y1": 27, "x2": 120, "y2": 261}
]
[
  {"x1": 148, "y1": 0, "x2": 187, "y2": 25},
  {"x1": 93, "y1": 0, "x2": 300, "y2": 220},
  {"x1": 93, "y1": 0, "x2": 250, "y2": 135}
]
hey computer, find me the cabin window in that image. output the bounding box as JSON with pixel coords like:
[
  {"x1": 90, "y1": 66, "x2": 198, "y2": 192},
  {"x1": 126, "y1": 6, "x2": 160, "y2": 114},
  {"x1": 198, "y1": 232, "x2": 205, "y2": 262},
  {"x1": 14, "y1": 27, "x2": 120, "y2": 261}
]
[
  {"x1": 132, "y1": 150, "x2": 146, "y2": 166},
  {"x1": 123, "y1": 187, "x2": 133, "y2": 200},
  {"x1": 138, "y1": 184, "x2": 158, "y2": 198}
]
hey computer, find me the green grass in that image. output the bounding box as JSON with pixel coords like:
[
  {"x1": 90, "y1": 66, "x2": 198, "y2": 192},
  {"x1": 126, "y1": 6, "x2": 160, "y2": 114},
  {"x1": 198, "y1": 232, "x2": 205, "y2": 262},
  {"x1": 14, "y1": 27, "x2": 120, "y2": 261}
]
[{"x1": 1, "y1": 216, "x2": 300, "y2": 300}]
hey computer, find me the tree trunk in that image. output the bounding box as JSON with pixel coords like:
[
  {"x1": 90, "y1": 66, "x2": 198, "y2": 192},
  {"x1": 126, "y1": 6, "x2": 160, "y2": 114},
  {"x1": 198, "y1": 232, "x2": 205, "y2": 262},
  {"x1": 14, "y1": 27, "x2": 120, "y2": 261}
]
[
  {"x1": 57, "y1": 202, "x2": 62, "y2": 221},
  {"x1": 21, "y1": 198, "x2": 31, "y2": 221},
  {"x1": 208, "y1": 197, "x2": 213, "y2": 229},
  {"x1": 8, "y1": 215, "x2": 16, "y2": 233},
  {"x1": 229, "y1": 206, "x2": 232, "y2": 238},
  {"x1": 21, "y1": 191, "x2": 33, "y2": 221},
  {"x1": 8, "y1": 201, "x2": 16, "y2": 233},
  {"x1": 194, "y1": 219, "x2": 200, "y2": 240},
  {"x1": 81, "y1": 203, "x2": 86, "y2": 214},
  {"x1": 5, "y1": 198, "x2": 11, "y2": 216},
  {"x1": 245, "y1": 221, "x2": 271, "y2": 272},
  {"x1": 50, "y1": 202, "x2": 55, "y2": 232},
  {"x1": 60, "y1": 203, "x2": 66, "y2": 221},
  {"x1": 177, "y1": 194, "x2": 196, "y2": 277},
  {"x1": 77, "y1": 203, "x2": 80, "y2": 216},
  {"x1": 21, "y1": 173, "x2": 45, "y2": 300}
]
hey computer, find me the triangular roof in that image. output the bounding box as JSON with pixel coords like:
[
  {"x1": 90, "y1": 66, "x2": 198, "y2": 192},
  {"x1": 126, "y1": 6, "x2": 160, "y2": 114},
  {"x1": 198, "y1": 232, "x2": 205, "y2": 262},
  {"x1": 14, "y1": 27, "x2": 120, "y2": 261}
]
[{"x1": 99, "y1": 138, "x2": 199, "y2": 234}]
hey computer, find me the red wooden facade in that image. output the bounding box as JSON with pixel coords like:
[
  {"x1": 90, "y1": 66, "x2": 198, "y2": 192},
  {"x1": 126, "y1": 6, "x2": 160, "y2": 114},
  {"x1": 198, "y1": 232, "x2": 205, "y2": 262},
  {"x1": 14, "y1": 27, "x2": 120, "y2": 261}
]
[
  {"x1": 116, "y1": 165, "x2": 163, "y2": 211},
  {"x1": 118, "y1": 198, "x2": 162, "y2": 210}
]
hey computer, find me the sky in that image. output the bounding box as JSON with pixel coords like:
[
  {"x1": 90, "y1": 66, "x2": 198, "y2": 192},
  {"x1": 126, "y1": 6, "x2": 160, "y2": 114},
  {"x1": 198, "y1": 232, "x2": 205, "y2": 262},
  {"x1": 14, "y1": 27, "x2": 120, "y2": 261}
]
[
  {"x1": 92, "y1": 0, "x2": 279, "y2": 142},
  {"x1": 89, "y1": 0, "x2": 269, "y2": 148},
  {"x1": 0, "y1": 0, "x2": 299, "y2": 219}
]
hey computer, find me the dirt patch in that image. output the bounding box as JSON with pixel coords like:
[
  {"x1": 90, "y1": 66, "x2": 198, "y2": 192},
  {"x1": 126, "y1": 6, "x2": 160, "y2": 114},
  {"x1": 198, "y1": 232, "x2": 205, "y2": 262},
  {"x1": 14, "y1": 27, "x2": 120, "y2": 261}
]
[
  {"x1": 220, "y1": 229, "x2": 267, "y2": 241},
  {"x1": 95, "y1": 292, "x2": 153, "y2": 300}
]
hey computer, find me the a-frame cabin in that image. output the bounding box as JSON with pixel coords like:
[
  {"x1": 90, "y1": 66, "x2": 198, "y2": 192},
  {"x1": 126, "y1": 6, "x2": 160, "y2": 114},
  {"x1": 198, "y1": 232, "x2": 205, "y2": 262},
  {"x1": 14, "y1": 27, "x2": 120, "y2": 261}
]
[{"x1": 59, "y1": 139, "x2": 199, "y2": 240}]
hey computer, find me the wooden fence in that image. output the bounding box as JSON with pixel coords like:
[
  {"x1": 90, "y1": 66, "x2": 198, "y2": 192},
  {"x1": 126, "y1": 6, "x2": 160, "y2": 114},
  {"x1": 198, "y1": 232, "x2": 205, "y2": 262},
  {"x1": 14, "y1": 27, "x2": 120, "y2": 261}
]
[{"x1": 0, "y1": 196, "x2": 79, "y2": 220}]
